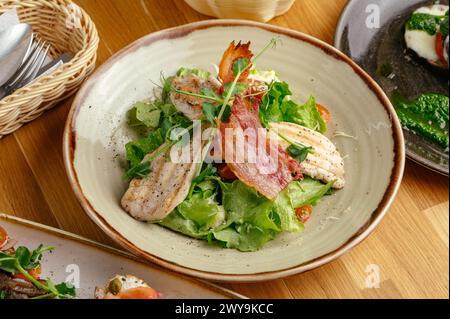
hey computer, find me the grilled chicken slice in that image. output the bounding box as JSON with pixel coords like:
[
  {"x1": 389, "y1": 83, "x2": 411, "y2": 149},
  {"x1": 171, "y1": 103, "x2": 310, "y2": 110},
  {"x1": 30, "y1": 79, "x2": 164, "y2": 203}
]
[
  {"x1": 270, "y1": 122, "x2": 345, "y2": 189},
  {"x1": 170, "y1": 73, "x2": 221, "y2": 120},
  {"x1": 121, "y1": 143, "x2": 201, "y2": 222}
]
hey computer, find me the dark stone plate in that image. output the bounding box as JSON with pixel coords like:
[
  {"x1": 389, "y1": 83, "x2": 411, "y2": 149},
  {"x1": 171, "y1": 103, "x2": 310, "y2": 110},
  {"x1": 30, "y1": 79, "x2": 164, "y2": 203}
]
[{"x1": 335, "y1": 0, "x2": 449, "y2": 175}]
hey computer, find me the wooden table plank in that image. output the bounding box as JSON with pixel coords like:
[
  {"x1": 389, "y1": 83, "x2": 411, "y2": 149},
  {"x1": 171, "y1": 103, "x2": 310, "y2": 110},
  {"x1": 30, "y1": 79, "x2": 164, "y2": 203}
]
[
  {"x1": 0, "y1": 135, "x2": 59, "y2": 226},
  {"x1": 0, "y1": 0, "x2": 448, "y2": 299}
]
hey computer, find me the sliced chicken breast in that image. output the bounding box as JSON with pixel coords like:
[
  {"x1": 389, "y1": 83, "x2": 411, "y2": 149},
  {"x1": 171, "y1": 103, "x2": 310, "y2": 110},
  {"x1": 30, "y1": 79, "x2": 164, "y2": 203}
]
[
  {"x1": 270, "y1": 122, "x2": 345, "y2": 189},
  {"x1": 121, "y1": 143, "x2": 201, "y2": 222},
  {"x1": 170, "y1": 74, "x2": 221, "y2": 120}
]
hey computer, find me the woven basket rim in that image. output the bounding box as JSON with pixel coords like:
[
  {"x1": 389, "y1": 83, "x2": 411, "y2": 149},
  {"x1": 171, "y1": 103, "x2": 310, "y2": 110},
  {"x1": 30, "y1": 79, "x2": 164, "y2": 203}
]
[
  {"x1": 0, "y1": 0, "x2": 99, "y2": 105},
  {"x1": 0, "y1": 0, "x2": 99, "y2": 139}
]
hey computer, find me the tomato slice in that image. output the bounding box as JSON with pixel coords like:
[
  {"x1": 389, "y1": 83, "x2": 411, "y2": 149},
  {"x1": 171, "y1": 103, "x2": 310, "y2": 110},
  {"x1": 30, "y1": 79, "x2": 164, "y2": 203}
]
[
  {"x1": 0, "y1": 225, "x2": 8, "y2": 249},
  {"x1": 104, "y1": 287, "x2": 161, "y2": 299},
  {"x1": 13, "y1": 266, "x2": 42, "y2": 281},
  {"x1": 295, "y1": 205, "x2": 313, "y2": 224},
  {"x1": 435, "y1": 32, "x2": 447, "y2": 66},
  {"x1": 316, "y1": 103, "x2": 332, "y2": 123}
]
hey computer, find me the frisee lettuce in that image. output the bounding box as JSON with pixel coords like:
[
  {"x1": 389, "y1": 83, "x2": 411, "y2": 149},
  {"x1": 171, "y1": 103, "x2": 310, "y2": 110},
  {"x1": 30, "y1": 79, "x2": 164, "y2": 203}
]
[{"x1": 259, "y1": 81, "x2": 327, "y2": 133}]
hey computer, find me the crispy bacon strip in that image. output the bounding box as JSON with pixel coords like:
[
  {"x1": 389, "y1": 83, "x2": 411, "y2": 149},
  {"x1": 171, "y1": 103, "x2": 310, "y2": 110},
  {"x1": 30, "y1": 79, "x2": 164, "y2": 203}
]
[
  {"x1": 219, "y1": 96, "x2": 302, "y2": 200},
  {"x1": 219, "y1": 41, "x2": 254, "y2": 85}
]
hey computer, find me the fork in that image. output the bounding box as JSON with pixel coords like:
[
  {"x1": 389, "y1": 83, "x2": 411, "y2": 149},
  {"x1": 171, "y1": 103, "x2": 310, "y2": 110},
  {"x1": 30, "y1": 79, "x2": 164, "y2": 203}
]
[{"x1": 0, "y1": 34, "x2": 49, "y2": 100}]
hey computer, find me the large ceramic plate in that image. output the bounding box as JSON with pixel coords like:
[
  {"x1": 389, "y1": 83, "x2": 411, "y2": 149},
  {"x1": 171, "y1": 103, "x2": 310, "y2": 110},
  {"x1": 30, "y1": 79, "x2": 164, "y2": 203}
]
[
  {"x1": 335, "y1": 0, "x2": 449, "y2": 175},
  {"x1": 64, "y1": 20, "x2": 405, "y2": 282},
  {"x1": 0, "y1": 214, "x2": 245, "y2": 299}
]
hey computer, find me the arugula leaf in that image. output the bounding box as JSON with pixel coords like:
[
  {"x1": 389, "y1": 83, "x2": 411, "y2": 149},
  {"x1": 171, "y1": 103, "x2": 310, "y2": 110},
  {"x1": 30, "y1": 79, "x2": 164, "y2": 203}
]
[
  {"x1": 125, "y1": 129, "x2": 164, "y2": 167},
  {"x1": 201, "y1": 88, "x2": 222, "y2": 101},
  {"x1": 0, "y1": 291, "x2": 7, "y2": 299},
  {"x1": 11, "y1": 245, "x2": 54, "y2": 271},
  {"x1": 288, "y1": 144, "x2": 313, "y2": 163},
  {"x1": 162, "y1": 75, "x2": 175, "y2": 104},
  {"x1": 223, "y1": 82, "x2": 248, "y2": 98},
  {"x1": 54, "y1": 282, "x2": 77, "y2": 298},
  {"x1": 29, "y1": 245, "x2": 53, "y2": 269},
  {"x1": 0, "y1": 252, "x2": 17, "y2": 273},
  {"x1": 125, "y1": 161, "x2": 152, "y2": 179},
  {"x1": 13, "y1": 247, "x2": 30, "y2": 270},
  {"x1": 232, "y1": 58, "x2": 250, "y2": 76},
  {"x1": 192, "y1": 164, "x2": 217, "y2": 184}
]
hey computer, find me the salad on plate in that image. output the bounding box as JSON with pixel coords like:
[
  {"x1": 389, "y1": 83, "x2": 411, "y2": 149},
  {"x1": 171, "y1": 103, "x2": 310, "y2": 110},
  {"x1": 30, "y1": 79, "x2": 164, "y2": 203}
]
[
  {"x1": 120, "y1": 40, "x2": 346, "y2": 252},
  {"x1": 0, "y1": 225, "x2": 161, "y2": 299}
]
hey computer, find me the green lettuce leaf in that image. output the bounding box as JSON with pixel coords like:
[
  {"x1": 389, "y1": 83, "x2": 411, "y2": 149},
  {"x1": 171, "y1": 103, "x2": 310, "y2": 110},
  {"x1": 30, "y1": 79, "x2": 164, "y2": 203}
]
[
  {"x1": 274, "y1": 189, "x2": 304, "y2": 233},
  {"x1": 127, "y1": 101, "x2": 161, "y2": 129},
  {"x1": 288, "y1": 177, "x2": 335, "y2": 208},
  {"x1": 260, "y1": 82, "x2": 327, "y2": 133},
  {"x1": 177, "y1": 194, "x2": 225, "y2": 230},
  {"x1": 284, "y1": 96, "x2": 327, "y2": 134},
  {"x1": 125, "y1": 128, "x2": 164, "y2": 167},
  {"x1": 222, "y1": 181, "x2": 280, "y2": 231},
  {"x1": 260, "y1": 81, "x2": 292, "y2": 126},
  {"x1": 159, "y1": 210, "x2": 209, "y2": 239},
  {"x1": 212, "y1": 224, "x2": 277, "y2": 252},
  {"x1": 160, "y1": 177, "x2": 333, "y2": 252}
]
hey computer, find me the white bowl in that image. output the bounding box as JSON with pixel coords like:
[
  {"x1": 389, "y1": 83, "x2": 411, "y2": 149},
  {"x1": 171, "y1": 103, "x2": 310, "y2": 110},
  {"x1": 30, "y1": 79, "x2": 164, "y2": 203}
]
[
  {"x1": 64, "y1": 20, "x2": 405, "y2": 282},
  {"x1": 184, "y1": 0, "x2": 296, "y2": 22}
]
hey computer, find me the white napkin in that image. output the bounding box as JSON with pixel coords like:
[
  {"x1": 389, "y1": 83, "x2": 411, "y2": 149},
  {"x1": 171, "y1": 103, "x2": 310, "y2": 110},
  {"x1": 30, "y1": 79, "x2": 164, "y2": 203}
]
[{"x1": 0, "y1": 9, "x2": 63, "y2": 83}]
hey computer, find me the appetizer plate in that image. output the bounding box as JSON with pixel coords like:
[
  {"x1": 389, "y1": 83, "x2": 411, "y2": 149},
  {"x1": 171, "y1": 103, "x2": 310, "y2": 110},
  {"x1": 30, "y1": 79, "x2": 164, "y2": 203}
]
[
  {"x1": 0, "y1": 214, "x2": 246, "y2": 299},
  {"x1": 64, "y1": 20, "x2": 405, "y2": 282},
  {"x1": 335, "y1": 0, "x2": 449, "y2": 175}
]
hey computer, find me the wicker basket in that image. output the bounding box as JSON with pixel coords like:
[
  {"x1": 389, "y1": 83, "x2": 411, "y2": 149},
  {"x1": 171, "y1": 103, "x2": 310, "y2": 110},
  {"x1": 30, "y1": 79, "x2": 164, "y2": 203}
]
[{"x1": 0, "y1": 0, "x2": 99, "y2": 138}]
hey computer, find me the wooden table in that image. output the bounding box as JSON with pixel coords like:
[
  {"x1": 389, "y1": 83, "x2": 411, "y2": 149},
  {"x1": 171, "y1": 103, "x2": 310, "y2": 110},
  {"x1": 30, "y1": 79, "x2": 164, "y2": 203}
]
[{"x1": 0, "y1": 0, "x2": 448, "y2": 299}]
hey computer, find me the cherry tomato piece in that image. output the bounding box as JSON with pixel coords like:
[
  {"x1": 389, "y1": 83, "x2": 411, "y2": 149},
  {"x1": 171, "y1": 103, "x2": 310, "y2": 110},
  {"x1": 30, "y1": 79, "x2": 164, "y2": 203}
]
[
  {"x1": 295, "y1": 205, "x2": 313, "y2": 224},
  {"x1": 316, "y1": 103, "x2": 332, "y2": 123}
]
